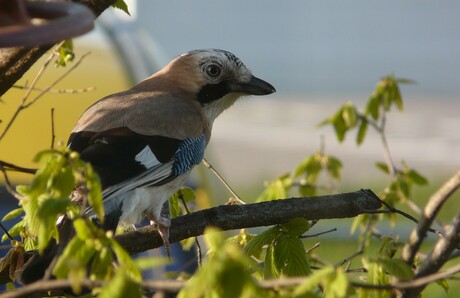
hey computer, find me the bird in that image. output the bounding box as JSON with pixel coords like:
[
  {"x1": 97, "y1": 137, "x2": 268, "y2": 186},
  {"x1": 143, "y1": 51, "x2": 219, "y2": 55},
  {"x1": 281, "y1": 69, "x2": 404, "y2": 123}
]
[{"x1": 20, "y1": 49, "x2": 275, "y2": 284}]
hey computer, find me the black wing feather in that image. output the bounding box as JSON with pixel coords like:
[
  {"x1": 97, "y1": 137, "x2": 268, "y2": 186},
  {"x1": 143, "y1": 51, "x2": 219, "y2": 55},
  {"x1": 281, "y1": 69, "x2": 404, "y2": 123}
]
[{"x1": 68, "y1": 127, "x2": 181, "y2": 189}]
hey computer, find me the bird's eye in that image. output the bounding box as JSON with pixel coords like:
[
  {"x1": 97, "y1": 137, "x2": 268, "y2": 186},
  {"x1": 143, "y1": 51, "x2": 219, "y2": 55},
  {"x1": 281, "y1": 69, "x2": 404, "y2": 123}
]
[{"x1": 205, "y1": 64, "x2": 221, "y2": 78}]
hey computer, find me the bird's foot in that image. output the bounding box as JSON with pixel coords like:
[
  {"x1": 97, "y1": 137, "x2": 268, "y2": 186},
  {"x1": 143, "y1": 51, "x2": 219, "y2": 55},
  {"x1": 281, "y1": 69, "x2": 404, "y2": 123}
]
[{"x1": 150, "y1": 215, "x2": 171, "y2": 258}]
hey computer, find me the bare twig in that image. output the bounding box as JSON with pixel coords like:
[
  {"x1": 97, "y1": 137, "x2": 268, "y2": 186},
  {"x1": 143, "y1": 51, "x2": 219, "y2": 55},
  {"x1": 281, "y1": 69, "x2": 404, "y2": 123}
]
[
  {"x1": 179, "y1": 196, "x2": 202, "y2": 267},
  {"x1": 12, "y1": 85, "x2": 95, "y2": 94},
  {"x1": 335, "y1": 216, "x2": 373, "y2": 268},
  {"x1": 0, "y1": 49, "x2": 90, "y2": 142},
  {"x1": 0, "y1": 163, "x2": 23, "y2": 201},
  {"x1": 0, "y1": 160, "x2": 36, "y2": 174},
  {"x1": 202, "y1": 158, "x2": 246, "y2": 204},
  {"x1": 300, "y1": 228, "x2": 337, "y2": 239},
  {"x1": 50, "y1": 108, "x2": 55, "y2": 149},
  {"x1": 305, "y1": 242, "x2": 320, "y2": 254},
  {"x1": 402, "y1": 171, "x2": 460, "y2": 265},
  {"x1": 0, "y1": 223, "x2": 13, "y2": 241},
  {"x1": 0, "y1": 47, "x2": 57, "y2": 142}
]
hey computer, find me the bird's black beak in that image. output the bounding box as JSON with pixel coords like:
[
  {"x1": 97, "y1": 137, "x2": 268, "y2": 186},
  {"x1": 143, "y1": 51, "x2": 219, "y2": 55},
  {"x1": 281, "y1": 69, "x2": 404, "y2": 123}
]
[{"x1": 229, "y1": 75, "x2": 276, "y2": 95}]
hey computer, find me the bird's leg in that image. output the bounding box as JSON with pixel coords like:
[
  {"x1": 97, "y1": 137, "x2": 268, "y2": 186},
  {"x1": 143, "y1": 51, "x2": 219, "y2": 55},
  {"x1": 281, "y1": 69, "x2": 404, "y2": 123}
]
[{"x1": 148, "y1": 208, "x2": 171, "y2": 258}]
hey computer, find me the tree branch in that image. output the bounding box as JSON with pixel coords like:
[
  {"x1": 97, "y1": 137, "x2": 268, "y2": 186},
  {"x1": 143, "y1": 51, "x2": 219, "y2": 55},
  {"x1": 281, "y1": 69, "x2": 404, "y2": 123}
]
[
  {"x1": 402, "y1": 170, "x2": 460, "y2": 265},
  {"x1": 403, "y1": 211, "x2": 460, "y2": 298},
  {"x1": 0, "y1": 0, "x2": 117, "y2": 97},
  {"x1": 115, "y1": 189, "x2": 382, "y2": 255}
]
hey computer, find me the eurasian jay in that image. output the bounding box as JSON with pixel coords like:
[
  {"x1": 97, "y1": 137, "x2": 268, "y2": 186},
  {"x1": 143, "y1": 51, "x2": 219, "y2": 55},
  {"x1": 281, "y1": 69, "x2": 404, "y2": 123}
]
[
  {"x1": 20, "y1": 49, "x2": 275, "y2": 284},
  {"x1": 67, "y1": 49, "x2": 275, "y2": 254}
]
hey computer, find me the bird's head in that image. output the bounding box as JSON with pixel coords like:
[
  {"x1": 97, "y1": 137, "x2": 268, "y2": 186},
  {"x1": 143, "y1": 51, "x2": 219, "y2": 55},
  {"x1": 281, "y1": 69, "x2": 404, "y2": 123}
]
[{"x1": 160, "y1": 49, "x2": 276, "y2": 124}]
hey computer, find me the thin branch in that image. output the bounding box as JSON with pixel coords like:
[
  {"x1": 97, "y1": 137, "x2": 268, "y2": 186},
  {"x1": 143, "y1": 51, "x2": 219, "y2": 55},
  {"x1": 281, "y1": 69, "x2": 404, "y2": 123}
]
[
  {"x1": 179, "y1": 196, "x2": 202, "y2": 267},
  {"x1": 202, "y1": 158, "x2": 246, "y2": 205},
  {"x1": 12, "y1": 85, "x2": 95, "y2": 94},
  {"x1": 0, "y1": 279, "x2": 104, "y2": 298},
  {"x1": 0, "y1": 223, "x2": 13, "y2": 242},
  {"x1": 0, "y1": 160, "x2": 36, "y2": 174},
  {"x1": 0, "y1": 163, "x2": 23, "y2": 201},
  {"x1": 300, "y1": 228, "x2": 337, "y2": 239},
  {"x1": 402, "y1": 170, "x2": 460, "y2": 265},
  {"x1": 0, "y1": 50, "x2": 90, "y2": 142},
  {"x1": 50, "y1": 108, "x2": 55, "y2": 149},
  {"x1": 305, "y1": 242, "x2": 320, "y2": 254},
  {"x1": 0, "y1": 47, "x2": 57, "y2": 142},
  {"x1": 341, "y1": 215, "x2": 372, "y2": 268},
  {"x1": 372, "y1": 195, "x2": 441, "y2": 236},
  {"x1": 22, "y1": 52, "x2": 91, "y2": 109}
]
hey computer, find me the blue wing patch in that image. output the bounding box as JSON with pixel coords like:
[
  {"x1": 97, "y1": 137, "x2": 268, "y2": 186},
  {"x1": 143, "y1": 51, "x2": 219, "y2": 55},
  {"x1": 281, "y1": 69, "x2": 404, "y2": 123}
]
[{"x1": 173, "y1": 134, "x2": 206, "y2": 174}]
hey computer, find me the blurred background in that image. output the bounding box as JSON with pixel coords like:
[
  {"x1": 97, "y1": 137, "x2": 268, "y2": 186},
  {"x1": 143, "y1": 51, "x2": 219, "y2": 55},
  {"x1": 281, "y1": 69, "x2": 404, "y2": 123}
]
[{"x1": 1, "y1": 0, "x2": 459, "y2": 294}]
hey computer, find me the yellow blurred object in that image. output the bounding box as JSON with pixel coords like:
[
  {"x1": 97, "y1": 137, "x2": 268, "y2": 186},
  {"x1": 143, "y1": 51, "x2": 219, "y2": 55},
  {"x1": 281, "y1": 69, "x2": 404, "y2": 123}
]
[{"x1": 0, "y1": 42, "x2": 130, "y2": 184}]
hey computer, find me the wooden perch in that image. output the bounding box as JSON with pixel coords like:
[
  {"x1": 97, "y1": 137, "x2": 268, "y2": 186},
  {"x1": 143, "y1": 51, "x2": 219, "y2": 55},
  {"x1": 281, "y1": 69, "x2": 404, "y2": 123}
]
[{"x1": 116, "y1": 189, "x2": 381, "y2": 255}]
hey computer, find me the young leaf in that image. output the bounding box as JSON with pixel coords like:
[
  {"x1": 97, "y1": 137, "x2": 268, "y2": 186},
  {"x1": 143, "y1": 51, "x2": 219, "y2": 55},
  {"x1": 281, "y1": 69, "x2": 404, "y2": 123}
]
[
  {"x1": 99, "y1": 270, "x2": 141, "y2": 298},
  {"x1": 381, "y1": 259, "x2": 414, "y2": 280},
  {"x1": 408, "y1": 169, "x2": 428, "y2": 185},
  {"x1": 244, "y1": 226, "x2": 278, "y2": 258},
  {"x1": 281, "y1": 218, "x2": 311, "y2": 237},
  {"x1": 326, "y1": 269, "x2": 349, "y2": 298},
  {"x1": 110, "y1": 239, "x2": 141, "y2": 281},
  {"x1": 2, "y1": 207, "x2": 24, "y2": 221},
  {"x1": 356, "y1": 119, "x2": 368, "y2": 145},
  {"x1": 264, "y1": 244, "x2": 279, "y2": 279},
  {"x1": 365, "y1": 93, "x2": 380, "y2": 120},
  {"x1": 342, "y1": 102, "x2": 358, "y2": 128},
  {"x1": 326, "y1": 156, "x2": 343, "y2": 179},
  {"x1": 53, "y1": 237, "x2": 95, "y2": 278},
  {"x1": 112, "y1": 0, "x2": 131, "y2": 16},
  {"x1": 274, "y1": 234, "x2": 311, "y2": 276},
  {"x1": 375, "y1": 162, "x2": 390, "y2": 174},
  {"x1": 294, "y1": 266, "x2": 334, "y2": 295}
]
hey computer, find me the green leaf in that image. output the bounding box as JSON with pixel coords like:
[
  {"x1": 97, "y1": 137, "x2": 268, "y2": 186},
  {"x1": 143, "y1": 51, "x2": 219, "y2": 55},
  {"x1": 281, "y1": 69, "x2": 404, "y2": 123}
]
[
  {"x1": 365, "y1": 93, "x2": 380, "y2": 120},
  {"x1": 53, "y1": 237, "x2": 95, "y2": 278},
  {"x1": 169, "y1": 187, "x2": 196, "y2": 218},
  {"x1": 294, "y1": 266, "x2": 334, "y2": 295},
  {"x1": 89, "y1": 246, "x2": 113, "y2": 280},
  {"x1": 112, "y1": 0, "x2": 131, "y2": 16},
  {"x1": 56, "y1": 40, "x2": 74, "y2": 67},
  {"x1": 134, "y1": 257, "x2": 170, "y2": 271},
  {"x1": 111, "y1": 239, "x2": 141, "y2": 281},
  {"x1": 99, "y1": 270, "x2": 141, "y2": 298},
  {"x1": 326, "y1": 156, "x2": 343, "y2": 179},
  {"x1": 256, "y1": 178, "x2": 288, "y2": 202},
  {"x1": 408, "y1": 169, "x2": 428, "y2": 185},
  {"x1": 37, "y1": 197, "x2": 70, "y2": 252},
  {"x1": 326, "y1": 269, "x2": 349, "y2": 298},
  {"x1": 84, "y1": 163, "x2": 104, "y2": 222},
  {"x1": 356, "y1": 119, "x2": 368, "y2": 145},
  {"x1": 381, "y1": 259, "x2": 414, "y2": 280},
  {"x1": 299, "y1": 183, "x2": 316, "y2": 197},
  {"x1": 264, "y1": 244, "x2": 279, "y2": 279},
  {"x1": 342, "y1": 102, "x2": 358, "y2": 128},
  {"x1": 281, "y1": 218, "x2": 311, "y2": 237},
  {"x1": 435, "y1": 279, "x2": 449, "y2": 293},
  {"x1": 274, "y1": 234, "x2": 311, "y2": 276},
  {"x1": 204, "y1": 227, "x2": 225, "y2": 252},
  {"x1": 375, "y1": 162, "x2": 390, "y2": 174},
  {"x1": 332, "y1": 114, "x2": 347, "y2": 142},
  {"x1": 379, "y1": 236, "x2": 400, "y2": 259},
  {"x1": 244, "y1": 227, "x2": 278, "y2": 258},
  {"x1": 2, "y1": 207, "x2": 24, "y2": 221}
]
